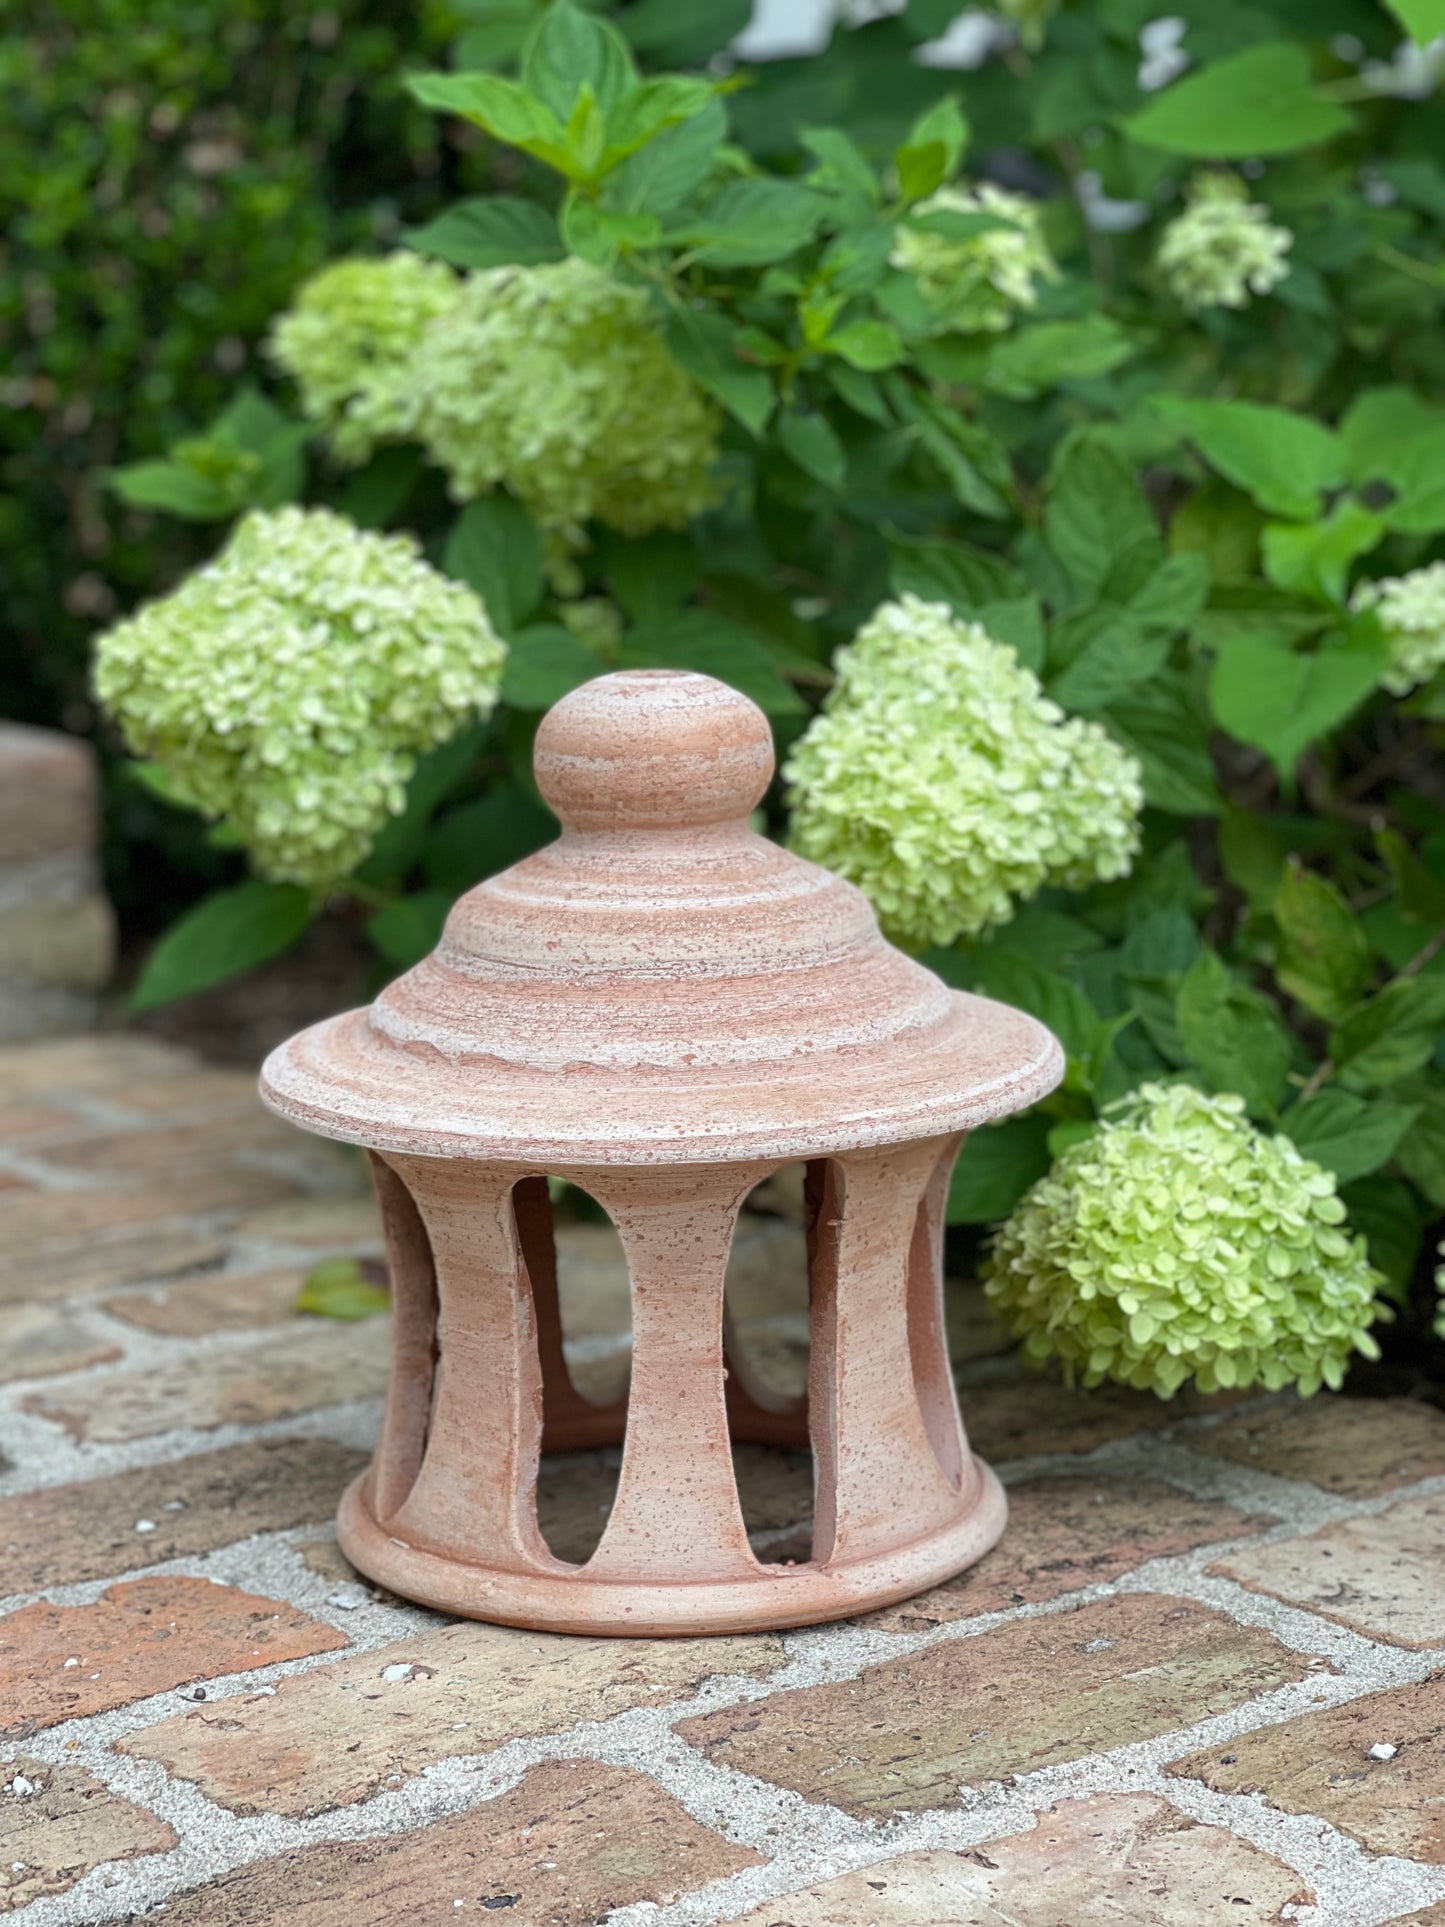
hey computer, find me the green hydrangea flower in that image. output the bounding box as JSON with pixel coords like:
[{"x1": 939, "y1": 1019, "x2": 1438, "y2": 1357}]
[
  {"x1": 890, "y1": 184, "x2": 1057, "y2": 334},
  {"x1": 94, "y1": 506, "x2": 505, "y2": 889},
  {"x1": 405, "y1": 257, "x2": 720, "y2": 542},
  {"x1": 1157, "y1": 173, "x2": 1293, "y2": 314},
  {"x1": 984, "y1": 1084, "x2": 1385, "y2": 1398},
  {"x1": 1351, "y1": 561, "x2": 1445, "y2": 695},
  {"x1": 269, "y1": 253, "x2": 461, "y2": 465},
  {"x1": 783, "y1": 594, "x2": 1142, "y2": 947}
]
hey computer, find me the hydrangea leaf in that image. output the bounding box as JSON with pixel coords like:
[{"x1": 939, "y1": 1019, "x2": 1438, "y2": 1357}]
[
  {"x1": 404, "y1": 199, "x2": 564, "y2": 270},
  {"x1": 777, "y1": 409, "x2": 848, "y2": 490},
  {"x1": 1331, "y1": 977, "x2": 1445, "y2": 1089},
  {"x1": 670, "y1": 180, "x2": 830, "y2": 266},
  {"x1": 1100, "y1": 679, "x2": 1222, "y2": 817},
  {"x1": 1044, "y1": 438, "x2": 1157, "y2": 598},
  {"x1": 1155, "y1": 396, "x2": 1346, "y2": 521},
  {"x1": 946, "y1": 1111, "x2": 1053, "y2": 1224},
  {"x1": 1120, "y1": 43, "x2": 1353, "y2": 158},
  {"x1": 1392, "y1": 1076, "x2": 1445, "y2": 1207},
  {"x1": 603, "y1": 97, "x2": 727, "y2": 216},
  {"x1": 444, "y1": 497, "x2": 545, "y2": 638},
  {"x1": 1175, "y1": 948, "x2": 1292, "y2": 1119},
  {"x1": 501, "y1": 624, "x2": 604, "y2": 710},
  {"x1": 665, "y1": 309, "x2": 774, "y2": 435},
  {"x1": 1208, "y1": 630, "x2": 1387, "y2": 779},
  {"x1": 895, "y1": 96, "x2": 969, "y2": 203},
  {"x1": 520, "y1": 1, "x2": 636, "y2": 122},
  {"x1": 620, "y1": 612, "x2": 805, "y2": 717},
  {"x1": 887, "y1": 537, "x2": 1025, "y2": 613},
  {"x1": 1263, "y1": 504, "x2": 1384, "y2": 606},
  {"x1": 424, "y1": 784, "x2": 557, "y2": 897},
  {"x1": 1382, "y1": 0, "x2": 1445, "y2": 47},
  {"x1": 1280, "y1": 1090, "x2": 1420, "y2": 1185},
  {"x1": 1339, "y1": 1174, "x2": 1424, "y2": 1303},
  {"x1": 1274, "y1": 862, "x2": 1374, "y2": 1023},
  {"x1": 981, "y1": 316, "x2": 1137, "y2": 399},
  {"x1": 131, "y1": 881, "x2": 313, "y2": 1012},
  {"x1": 1046, "y1": 608, "x2": 1169, "y2": 712}
]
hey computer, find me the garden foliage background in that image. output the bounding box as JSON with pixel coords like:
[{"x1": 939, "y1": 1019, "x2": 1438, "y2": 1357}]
[{"x1": 16, "y1": 0, "x2": 1445, "y2": 1392}]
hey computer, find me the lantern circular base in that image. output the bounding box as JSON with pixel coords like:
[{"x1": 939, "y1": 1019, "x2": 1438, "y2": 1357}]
[{"x1": 336, "y1": 1459, "x2": 1008, "y2": 1637}]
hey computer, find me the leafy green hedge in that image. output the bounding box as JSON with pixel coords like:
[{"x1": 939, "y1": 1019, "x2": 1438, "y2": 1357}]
[
  {"x1": 0, "y1": 0, "x2": 469, "y2": 735},
  {"x1": 90, "y1": 0, "x2": 1445, "y2": 1383}
]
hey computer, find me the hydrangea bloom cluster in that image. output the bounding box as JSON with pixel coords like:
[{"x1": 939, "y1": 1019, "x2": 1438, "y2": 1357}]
[
  {"x1": 1350, "y1": 561, "x2": 1445, "y2": 695},
  {"x1": 984, "y1": 1085, "x2": 1384, "y2": 1398},
  {"x1": 404, "y1": 257, "x2": 720, "y2": 541},
  {"x1": 891, "y1": 184, "x2": 1056, "y2": 333},
  {"x1": 269, "y1": 254, "x2": 461, "y2": 465},
  {"x1": 94, "y1": 506, "x2": 506, "y2": 888},
  {"x1": 1157, "y1": 173, "x2": 1293, "y2": 313},
  {"x1": 783, "y1": 595, "x2": 1143, "y2": 947}
]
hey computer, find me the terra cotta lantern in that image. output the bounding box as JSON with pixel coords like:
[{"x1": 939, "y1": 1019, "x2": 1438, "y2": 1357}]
[{"x1": 260, "y1": 669, "x2": 1063, "y2": 1635}]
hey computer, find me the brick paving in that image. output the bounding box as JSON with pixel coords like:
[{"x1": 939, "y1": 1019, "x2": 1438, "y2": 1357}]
[{"x1": 1, "y1": 1034, "x2": 1444, "y2": 1925}]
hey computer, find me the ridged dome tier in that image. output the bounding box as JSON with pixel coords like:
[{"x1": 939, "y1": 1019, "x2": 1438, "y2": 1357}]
[{"x1": 260, "y1": 669, "x2": 1062, "y2": 1163}]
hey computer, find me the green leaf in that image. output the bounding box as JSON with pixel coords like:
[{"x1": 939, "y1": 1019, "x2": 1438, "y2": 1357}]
[
  {"x1": 1262, "y1": 503, "x2": 1384, "y2": 606},
  {"x1": 1376, "y1": 827, "x2": 1445, "y2": 929},
  {"x1": 604, "y1": 530, "x2": 699, "y2": 623},
  {"x1": 1046, "y1": 608, "x2": 1168, "y2": 712},
  {"x1": 603, "y1": 96, "x2": 726, "y2": 216},
  {"x1": 353, "y1": 725, "x2": 489, "y2": 888},
  {"x1": 972, "y1": 951, "x2": 1103, "y2": 1069},
  {"x1": 1382, "y1": 0, "x2": 1445, "y2": 44},
  {"x1": 824, "y1": 320, "x2": 905, "y2": 371},
  {"x1": 982, "y1": 317, "x2": 1137, "y2": 400},
  {"x1": 408, "y1": 71, "x2": 568, "y2": 161},
  {"x1": 1123, "y1": 552, "x2": 1211, "y2": 633},
  {"x1": 672, "y1": 179, "x2": 830, "y2": 266},
  {"x1": 425, "y1": 783, "x2": 557, "y2": 896},
  {"x1": 601, "y1": 76, "x2": 719, "y2": 172},
  {"x1": 619, "y1": 612, "x2": 805, "y2": 716},
  {"x1": 776, "y1": 410, "x2": 847, "y2": 490},
  {"x1": 443, "y1": 497, "x2": 544, "y2": 638},
  {"x1": 107, "y1": 461, "x2": 233, "y2": 520},
  {"x1": 887, "y1": 536, "x2": 1024, "y2": 613},
  {"x1": 1274, "y1": 863, "x2": 1374, "y2": 1023},
  {"x1": 560, "y1": 195, "x2": 660, "y2": 263},
  {"x1": 131, "y1": 882, "x2": 312, "y2": 1012},
  {"x1": 1208, "y1": 631, "x2": 1387, "y2": 780},
  {"x1": 521, "y1": 1, "x2": 635, "y2": 121},
  {"x1": 1101, "y1": 679, "x2": 1222, "y2": 816},
  {"x1": 901, "y1": 390, "x2": 1011, "y2": 518},
  {"x1": 1120, "y1": 42, "x2": 1353, "y2": 157},
  {"x1": 1170, "y1": 479, "x2": 1262, "y2": 584},
  {"x1": 295, "y1": 1257, "x2": 390, "y2": 1322},
  {"x1": 1175, "y1": 949, "x2": 1292, "y2": 1120},
  {"x1": 1392, "y1": 1075, "x2": 1445, "y2": 1206},
  {"x1": 405, "y1": 197, "x2": 564, "y2": 269},
  {"x1": 501, "y1": 623, "x2": 601, "y2": 709},
  {"x1": 800, "y1": 126, "x2": 880, "y2": 211},
  {"x1": 895, "y1": 95, "x2": 969, "y2": 203},
  {"x1": 1279, "y1": 1090, "x2": 1420, "y2": 1185},
  {"x1": 368, "y1": 889, "x2": 452, "y2": 969},
  {"x1": 1219, "y1": 807, "x2": 1288, "y2": 909},
  {"x1": 1331, "y1": 977, "x2": 1445, "y2": 1088},
  {"x1": 339, "y1": 447, "x2": 424, "y2": 531},
  {"x1": 665, "y1": 309, "x2": 774, "y2": 436},
  {"x1": 946, "y1": 1112, "x2": 1051, "y2": 1224},
  {"x1": 1156, "y1": 397, "x2": 1345, "y2": 522},
  {"x1": 1044, "y1": 438, "x2": 1158, "y2": 598},
  {"x1": 978, "y1": 596, "x2": 1046, "y2": 673},
  {"x1": 1339, "y1": 1174, "x2": 1422, "y2": 1301}
]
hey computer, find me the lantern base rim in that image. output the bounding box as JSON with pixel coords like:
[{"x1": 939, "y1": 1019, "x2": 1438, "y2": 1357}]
[{"x1": 335, "y1": 1459, "x2": 1007, "y2": 1638}]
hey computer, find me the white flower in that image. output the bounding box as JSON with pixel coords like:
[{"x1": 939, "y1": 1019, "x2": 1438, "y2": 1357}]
[
  {"x1": 1352, "y1": 561, "x2": 1445, "y2": 695},
  {"x1": 94, "y1": 507, "x2": 506, "y2": 887},
  {"x1": 783, "y1": 594, "x2": 1143, "y2": 947},
  {"x1": 985, "y1": 1084, "x2": 1385, "y2": 1397},
  {"x1": 1157, "y1": 173, "x2": 1293, "y2": 313},
  {"x1": 891, "y1": 184, "x2": 1058, "y2": 334},
  {"x1": 269, "y1": 254, "x2": 462, "y2": 465},
  {"x1": 403, "y1": 257, "x2": 720, "y2": 543}
]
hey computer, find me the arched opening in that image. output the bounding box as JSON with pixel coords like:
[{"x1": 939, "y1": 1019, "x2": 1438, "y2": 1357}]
[
  {"x1": 724, "y1": 1162, "x2": 815, "y2": 1564},
  {"x1": 513, "y1": 1177, "x2": 630, "y2": 1565}
]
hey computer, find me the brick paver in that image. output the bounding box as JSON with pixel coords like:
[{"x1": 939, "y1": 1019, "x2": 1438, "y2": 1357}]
[
  {"x1": 862, "y1": 1475, "x2": 1269, "y2": 1631},
  {"x1": 719, "y1": 1793, "x2": 1313, "y2": 1923},
  {"x1": 1, "y1": 1754, "x2": 177, "y2": 1912},
  {"x1": 676, "y1": 1595, "x2": 1316, "y2": 1817},
  {"x1": 1192, "y1": 1396, "x2": 1445, "y2": 1496},
  {"x1": 3, "y1": 1032, "x2": 1445, "y2": 1927},
  {"x1": 0, "y1": 1576, "x2": 346, "y2": 1735},
  {"x1": 1171, "y1": 1673, "x2": 1445, "y2": 1861},
  {"x1": 148, "y1": 1760, "x2": 761, "y2": 1925},
  {"x1": 122, "y1": 1621, "x2": 784, "y2": 1816},
  {"x1": 1212, "y1": 1493, "x2": 1445, "y2": 1648},
  {"x1": 0, "y1": 1438, "x2": 367, "y2": 1594}
]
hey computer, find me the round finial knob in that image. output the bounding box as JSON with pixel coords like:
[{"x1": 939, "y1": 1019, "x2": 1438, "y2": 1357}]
[{"x1": 533, "y1": 670, "x2": 775, "y2": 832}]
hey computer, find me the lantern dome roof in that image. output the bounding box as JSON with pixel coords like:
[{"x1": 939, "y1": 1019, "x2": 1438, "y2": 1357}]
[{"x1": 260, "y1": 670, "x2": 1063, "y2": 1165}]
